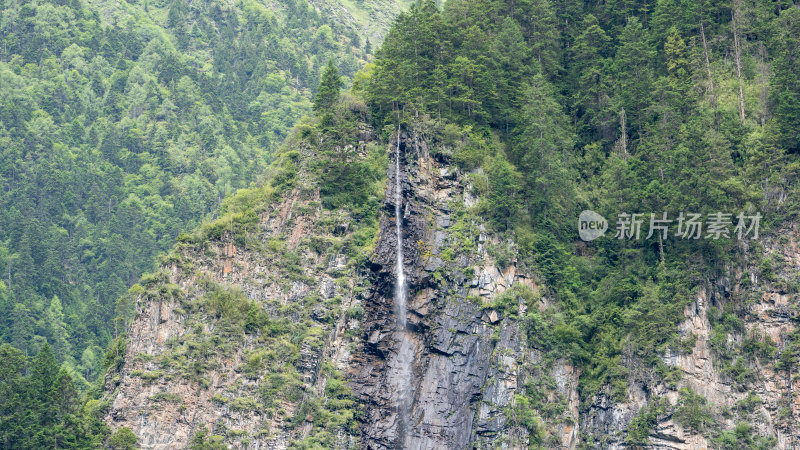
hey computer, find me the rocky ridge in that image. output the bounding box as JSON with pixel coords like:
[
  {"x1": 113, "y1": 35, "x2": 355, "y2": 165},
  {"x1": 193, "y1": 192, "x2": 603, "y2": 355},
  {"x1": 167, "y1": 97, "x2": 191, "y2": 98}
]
[
  {"x1": 104, "y1": 123, "x2": 800, "y2": 449},
  {"x1": 103, "y1": 126, "x2": 581, "y2": 449},
  {"x1": 103, "y1": 135, "x2": 373, "y2": 448}
]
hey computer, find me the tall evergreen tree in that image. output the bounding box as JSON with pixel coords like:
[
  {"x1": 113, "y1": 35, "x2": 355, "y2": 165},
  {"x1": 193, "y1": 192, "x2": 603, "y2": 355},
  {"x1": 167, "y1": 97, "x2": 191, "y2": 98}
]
[
  {"x1": 313, "y1": 60, "x2": 343, "y2": 114},
  {"x1": 612, "y1": 17, "x2": 655, "y2": 142},
  {"x1": 486, "y1": 155, "x2": 524, "y2": 231},
  {"x1": 663, "y1": 26, "x2": 693, "y2": 109},
  {"x1": 769, "y1": 7, "x2": 800, "y2": 152},
  {"x1": 513, "y1": 74, "x2": 577, "y2": 230},
  {"x1": 45, "y1": 296, "x2": 71, "y2": 361},
  {"x1": 569, "y1": 14, "x2": 614, "y2": 142},
  {"x1": 0, "y1": 344, "x2": 27, "y2": 448},
  {"x1": 514, "y1": 0, "x2": 561, "y2": 79},
  {"x1": 10, "y1": 303, "x2": 34, "y2": 356},
  {"x1": 491, "y1": 17, "x2": 534, "y2": 132}
]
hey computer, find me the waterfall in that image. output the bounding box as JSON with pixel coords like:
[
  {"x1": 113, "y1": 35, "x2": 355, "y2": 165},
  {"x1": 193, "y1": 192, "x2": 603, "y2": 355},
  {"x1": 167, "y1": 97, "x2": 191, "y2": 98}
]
[
  {"x1": 394, "y1": 129, "x2": 407, "y2": 329},
  {"x1": 393, "y1": 128, "x2": 413, "y2": 447}
]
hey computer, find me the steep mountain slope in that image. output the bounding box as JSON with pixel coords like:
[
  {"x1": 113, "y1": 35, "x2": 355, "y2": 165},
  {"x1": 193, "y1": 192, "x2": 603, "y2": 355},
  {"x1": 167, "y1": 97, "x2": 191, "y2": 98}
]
[
  {"x1": 104, "y1": 111, "x2": 800, "y2": 449},
  {"x1": 0, "y1": 0, "x2": 409, "y2": 384},
  {"x1": 34, "y1": 0, "x2": 794, "y2": 446},
  {"x1": 102, "y1": 107, "x2": 586, "y2": 448},
  {"x1": 581, "y1": 231, "x2": 800, "y2": 448},
  {"x1": 104, "y1": 130, "x2": 377, "y2": 447},
  {"x1": 349, "y1": 126, "x2": 579, "y2": 449}
]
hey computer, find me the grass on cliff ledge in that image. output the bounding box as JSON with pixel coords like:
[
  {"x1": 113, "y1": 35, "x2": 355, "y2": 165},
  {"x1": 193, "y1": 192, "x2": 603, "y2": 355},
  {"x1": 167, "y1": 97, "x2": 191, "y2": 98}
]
[{"x1": 100, "y1": 100, "x2": 383, "y2": 447}]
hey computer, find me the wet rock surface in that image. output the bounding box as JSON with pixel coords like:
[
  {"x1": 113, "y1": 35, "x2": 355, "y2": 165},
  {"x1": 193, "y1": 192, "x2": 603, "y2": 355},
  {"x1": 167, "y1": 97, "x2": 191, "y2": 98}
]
[{"x1": 349, "y1": 131, "x2": 578, "y2": 449}]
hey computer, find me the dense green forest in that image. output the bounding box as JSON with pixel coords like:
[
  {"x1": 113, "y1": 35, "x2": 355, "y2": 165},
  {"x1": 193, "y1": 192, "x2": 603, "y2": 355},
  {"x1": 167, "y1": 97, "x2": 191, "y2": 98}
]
[
  {"x1": 1, "y1": 0, "x2": 800, "y2": 446},
  {"x1": 357, "y1": 0, "x2": 800, "y2": 406},
  {"x1": 0, "y1": 0, "x2": 409, "y2": 386},
  {"x1": 0, "y1": 343, "x2": 109, "y2": 447}
]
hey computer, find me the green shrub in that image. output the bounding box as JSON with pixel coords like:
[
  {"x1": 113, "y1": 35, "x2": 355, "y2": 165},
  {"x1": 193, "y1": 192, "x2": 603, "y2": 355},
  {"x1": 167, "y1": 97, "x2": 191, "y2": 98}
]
[
  {"x1": 721, "y1": 357, "x2": 756, "y2": 389},
  {"x1": 735, "y1": 392, "x2": 762, "y2": 414},
  {"x1": 108, "y1": 427, "x2": 137, "y2": 450},
  {"x1": 204, "y1": 286, "x2": 251, "y2": 326},
  {"x1": 506, "y1": 395, "x2": 544, "y2": 445},
  {"x1": 150, "y1": 392, "x2": 183, "y2": 404},
  {"x1": 211, "y1": 394, "x2": 230, "y2": 405},
  {"x1": 230, "y1": 397, "x2": 262, "y2": 411},
  {"x1": 627, "y1": 398, "x2": 668, "y2": 444},
  {"x1": 190, "y1": 428, "x2": 227, "y2": 450},
  {"x1": 452, "y1": 127, "x2": 489, "y2": 171},
  {"x1": 133, "y1": 370, "x2": 163, "y2": 383},
  {"x1": 346, "y1": 304, "x2": 364, "y2": 320},
  {"x1": 713, "y1": 422, "x2": 777, "y2": 450},
  {"x1": 673, "y1": 389, "x2": 714, "y2": 433},
  {"x1": 243, "y1": 348, "x2": 269, "y2": 376}
]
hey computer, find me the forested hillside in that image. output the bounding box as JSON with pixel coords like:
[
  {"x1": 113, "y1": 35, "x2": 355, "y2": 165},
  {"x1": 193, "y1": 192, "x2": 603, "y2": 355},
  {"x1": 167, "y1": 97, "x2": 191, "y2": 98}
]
[
  {"x1": 0, "y1": 0, "x2": 409, "y2": 385},
  {"x1": 94, "y1": 0, "x2": 800, "y2": 446},
  {"x1": 353, "y1": 0, "x2": 800, "y2": 446},
  {"x1": 362, "y1": 0, "x2": 800, "y2": 401},
  {"x1": 2, "y1": 0, "x2": 800, "y2": 447}
]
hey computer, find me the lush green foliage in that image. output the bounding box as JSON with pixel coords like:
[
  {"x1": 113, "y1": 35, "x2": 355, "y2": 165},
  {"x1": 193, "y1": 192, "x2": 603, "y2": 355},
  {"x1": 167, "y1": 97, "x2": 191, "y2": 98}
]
[
  {"x1": 713, "y1": 422, "x2": 777, "y2": 449},
  {"x1": 626, "y1": 397, "x2": 668, "y2": 444},
  {"x1": 0, "y1": 343, "x2": 107, "y2": 448},
  {"x1": 769, "y1": 7, "x2": 800, "y2": 153},
  {"x1": 0, "y1": 0, "x2": 403, "y2": 386},
  {"x1": 359, "y1": 0, "x2": 800, "y2": 418},
  {"x1": 107, "y1": 427, "x2": 137, "y2": 450},
  {"x1": 313, "y1": 59, "x2": 343, "y2": 113},
  {"x1": 1, "y1": 0, "x2": 798, "y2": 446},
  {"x1": 673, "y1": 388, "x2": 715, "y2": 433}
]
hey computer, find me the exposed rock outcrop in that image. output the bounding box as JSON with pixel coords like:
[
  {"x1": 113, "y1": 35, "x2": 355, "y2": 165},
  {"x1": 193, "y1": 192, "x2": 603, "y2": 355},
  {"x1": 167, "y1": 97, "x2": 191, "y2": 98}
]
[
  {"x1": 350, "y1": 130, "x2": 578, "y2": 449},
  {"x1": 103, "y1": 140, "x2": 370, "y2": 448},
  {"x1": 105, "y1": 124, "x2": 798, "y2": 449},
  {"x1": 581, "y1": 227, "x2": 800, "y2": 448}
]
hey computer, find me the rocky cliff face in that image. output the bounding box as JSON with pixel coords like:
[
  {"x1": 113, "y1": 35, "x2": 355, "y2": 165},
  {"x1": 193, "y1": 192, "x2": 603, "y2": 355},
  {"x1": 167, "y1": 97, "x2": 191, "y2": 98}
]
[
  {"x1": 581, "y1": 229, "x2": 800, "y2": 448},
  {"x1": 102, "y1": 135, "x2": 375, "y2": 448},
  {"x1": 103, "y1": 126, "x2": 581, "y2": 448},
  {"x1": 348, "y1": 129, "x2": 578, "y2": 449},
  {"x1": 104, "y1": 124, "x2": 798, "y2": 449}
]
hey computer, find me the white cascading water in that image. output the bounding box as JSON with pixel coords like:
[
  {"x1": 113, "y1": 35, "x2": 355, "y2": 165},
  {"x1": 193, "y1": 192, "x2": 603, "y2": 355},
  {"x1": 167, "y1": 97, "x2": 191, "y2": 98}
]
[
  {"x1": 393, "y1": 128, "x2": 414, "y2": 447},
  {"x1": 395, "y1": 128, "x2": 407, "y2": 329}
]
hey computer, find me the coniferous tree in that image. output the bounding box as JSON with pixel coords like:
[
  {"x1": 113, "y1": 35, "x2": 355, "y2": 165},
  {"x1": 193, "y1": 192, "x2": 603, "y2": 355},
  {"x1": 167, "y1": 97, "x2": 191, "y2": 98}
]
[
  {"x1": 513, "y1": 74, "x2": 576, "y2": 230},
  {"x1": 491, "y1": 17, "x2": 534, "y2": 132},
  {"x1": 313, "y1": 59, "x2": 342, "y2": 114},
  {"x1": 10, "y1": 303, "x2": 34, "y2": 356},
  {"x1": 45, "y1": 296, "x2": 71, "y2": 361},
  {"x1": 0, "y1": 0, "x2": 382, "y2": 367},
  {"x1": 515, "y1": 0, "x2": 561, "y2": 79},
  {"x1": 769, "y1": 7, "x2": 800, "y2": 152},
  {"x1": 570, "y1": 14, "x2": 614, "y2": 142},
  {"x1": 0, "y1": 344, "x2": 27, "y2": 448},
  {"x1": 486, "y1": 155, "x2": 524, "y2": 231},
  {"x1": 612, "y1": 17, "x2": 655, "y2": 141},
  {"x1": 663, "y1": 26, "x2": 693, "y2": 109}
]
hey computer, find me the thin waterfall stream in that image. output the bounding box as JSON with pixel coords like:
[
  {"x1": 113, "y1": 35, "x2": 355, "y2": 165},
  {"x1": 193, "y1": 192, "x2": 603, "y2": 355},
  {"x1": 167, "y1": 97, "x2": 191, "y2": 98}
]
[
  {"x1": 393, "y1": 128, "x2": 414, "y2": 447},
  {"x1": 395, "y1": 128, "x2": 407, "y2": 329}
]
